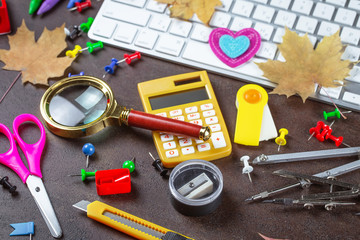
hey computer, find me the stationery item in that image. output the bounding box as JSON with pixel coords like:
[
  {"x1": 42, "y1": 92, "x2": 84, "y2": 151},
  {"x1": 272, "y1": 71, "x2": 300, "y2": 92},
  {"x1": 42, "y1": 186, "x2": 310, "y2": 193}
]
[
  {"x1": 122, "y1": 157, "x2": 135, "y2": 173},
  {"x1": 0, "y1": 72, "x2": 21, "y2": 104},
  {"x1": 103, "y1": 51, "x2": 141, "y2": 78},
  {"x1": 0, "y1": 114, "x2": 62, "y2": 238},
  {"x1": 73, "y1": 200, "x2": 194, "y2": 240},
  {"x1": 234, "y1": 84, "x2": 277, "y2": 146},
  {"x1": 240, "y1": 156, "x2": 253, "y2": 183},
  {"x1": 82, "y1": 143, "x2": 95, "y2": 168},
  {"x1": 69, "y1": 0, "x2": 91, "y2": 12},
  {"x1": 37, "y1": 0, "x2": 61, "y2": 15},
  {"x1": 68, "y1": 169, "x2": 97, "y2": 181},
  {"x1": 138, "y1": 71, "x2": 231, "y2": 168},
  {"x1": 275, "y1": 128, "x2": 288, "y2": 151},
  {"x1": 29, "y1": 0, "x2": 43, "y2": 14},
  {"x1": 67, "y1": 0, "x2": 82, "y2": 8},
  {"x1": 0, "y1": 0, "x2": 10, "y2": 34},
  {"x1": 40, "y1": 76, "x2": 211, "y2": 140},
  {"x1": 0, "y1": 176, "x2": 17, "y2": 194},
  {"x1": 95, "y1": 168, "x2": 131, "y2": 195},
  {"x1": 148, "y1": 152, "x2": 168, "y2": 177},
  {"x1": 9, "y1": 222, "x2": 34, "y2": 239}
]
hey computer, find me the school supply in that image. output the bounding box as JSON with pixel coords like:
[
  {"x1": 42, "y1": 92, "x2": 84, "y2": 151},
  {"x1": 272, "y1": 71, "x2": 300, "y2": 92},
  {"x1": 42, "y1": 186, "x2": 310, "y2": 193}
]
[
  {"x1": 9, "y1": 222, "x2": 34, "y2": 239},
  {"x1": 0, "y1": 0, "x2": 10, "y2": 34},
  {"x1": 37, "y1": 0, "x2": 61, "y2": 15}
]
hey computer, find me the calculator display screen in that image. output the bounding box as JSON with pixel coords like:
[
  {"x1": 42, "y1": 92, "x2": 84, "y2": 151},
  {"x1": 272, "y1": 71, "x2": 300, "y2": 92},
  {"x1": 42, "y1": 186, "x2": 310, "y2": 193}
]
[{"x1": 149, "y1": 87, "x2": 209, "y2": 110}]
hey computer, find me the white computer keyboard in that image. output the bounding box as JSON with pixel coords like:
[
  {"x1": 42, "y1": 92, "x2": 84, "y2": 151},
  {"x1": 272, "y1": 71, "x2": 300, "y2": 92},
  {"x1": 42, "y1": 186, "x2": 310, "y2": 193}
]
[{"x1": 88, "y1": 0, "x2": 360, "y2": 112}]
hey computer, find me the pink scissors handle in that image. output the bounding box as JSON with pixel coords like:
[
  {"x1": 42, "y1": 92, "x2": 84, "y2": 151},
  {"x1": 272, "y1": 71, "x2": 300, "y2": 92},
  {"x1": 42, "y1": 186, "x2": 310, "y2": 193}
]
[{"x1": 13, "y1": 114, "x2": 46, "y2": 181}]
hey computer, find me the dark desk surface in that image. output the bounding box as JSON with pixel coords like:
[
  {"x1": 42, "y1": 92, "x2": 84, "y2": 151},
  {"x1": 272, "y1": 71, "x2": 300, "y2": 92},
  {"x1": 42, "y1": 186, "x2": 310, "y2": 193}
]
[{"x1": 1, "y1": 1, "x2": 359, "y2": 239}]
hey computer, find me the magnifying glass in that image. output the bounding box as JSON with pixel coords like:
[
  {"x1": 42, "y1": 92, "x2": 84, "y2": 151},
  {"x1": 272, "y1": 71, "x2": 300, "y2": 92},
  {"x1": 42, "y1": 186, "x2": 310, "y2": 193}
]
[{"x1": 40, "y1": 76, "x2": 211, "y2": 140}]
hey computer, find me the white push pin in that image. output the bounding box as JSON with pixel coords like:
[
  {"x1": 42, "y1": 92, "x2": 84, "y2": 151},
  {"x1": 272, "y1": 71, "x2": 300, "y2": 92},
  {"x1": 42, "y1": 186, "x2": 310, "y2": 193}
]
[{"x1": 240, "y1": 156, "x2": 253, "y2": 183}]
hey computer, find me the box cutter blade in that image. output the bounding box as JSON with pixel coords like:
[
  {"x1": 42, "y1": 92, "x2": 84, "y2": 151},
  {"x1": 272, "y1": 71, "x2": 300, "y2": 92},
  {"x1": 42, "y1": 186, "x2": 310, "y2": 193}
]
[{"x1": 73, "y1": 200, "x2": 194, "y2": 240}]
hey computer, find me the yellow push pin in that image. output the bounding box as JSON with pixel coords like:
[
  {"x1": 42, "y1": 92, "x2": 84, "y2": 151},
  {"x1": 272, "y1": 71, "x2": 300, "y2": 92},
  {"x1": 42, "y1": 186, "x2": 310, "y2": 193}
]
[
  {"x1": 275, "y1": 128, "x2": 288, "y2": 151},
  {"x1": 66, "y1": 45, "x2": 82, "y2": 58}
]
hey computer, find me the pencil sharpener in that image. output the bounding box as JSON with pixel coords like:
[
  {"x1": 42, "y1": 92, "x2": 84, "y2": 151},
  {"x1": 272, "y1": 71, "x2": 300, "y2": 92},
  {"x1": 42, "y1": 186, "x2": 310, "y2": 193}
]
[
  {"x1": 169, "y1": 159, "x2": 223, "y2": 216},
  {"x1": 0, "y1": 0, "x2": 10, "y2": 35}
]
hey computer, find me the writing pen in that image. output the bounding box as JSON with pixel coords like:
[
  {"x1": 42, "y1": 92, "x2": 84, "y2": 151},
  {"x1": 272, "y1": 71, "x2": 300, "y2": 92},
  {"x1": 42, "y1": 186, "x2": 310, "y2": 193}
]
[
  {"x1": 37, "y1": 0, "x2": 61, "y2": 15},
  {"x1": 29, "y1": 0, "x2": 43, "y2": 14}
]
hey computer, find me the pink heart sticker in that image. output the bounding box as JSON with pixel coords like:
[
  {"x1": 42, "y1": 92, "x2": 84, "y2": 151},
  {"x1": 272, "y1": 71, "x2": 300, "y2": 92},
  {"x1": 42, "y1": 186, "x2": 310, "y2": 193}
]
[{"x1": 209, "y1": 28, "x2": 261, "y2": 68}]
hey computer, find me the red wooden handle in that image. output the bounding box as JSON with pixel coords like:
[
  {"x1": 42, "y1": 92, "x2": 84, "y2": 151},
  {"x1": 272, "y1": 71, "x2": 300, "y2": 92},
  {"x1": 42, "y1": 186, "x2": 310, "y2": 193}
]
[{"x1": 127, "y1": 110, "x2": 203, "y2": 138}]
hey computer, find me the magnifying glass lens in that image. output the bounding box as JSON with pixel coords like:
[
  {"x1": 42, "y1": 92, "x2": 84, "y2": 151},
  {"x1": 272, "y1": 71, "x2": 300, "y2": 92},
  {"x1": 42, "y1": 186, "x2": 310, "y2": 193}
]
[{"x1": 49, "y1": 85, "x2": 107, "y2": 127}]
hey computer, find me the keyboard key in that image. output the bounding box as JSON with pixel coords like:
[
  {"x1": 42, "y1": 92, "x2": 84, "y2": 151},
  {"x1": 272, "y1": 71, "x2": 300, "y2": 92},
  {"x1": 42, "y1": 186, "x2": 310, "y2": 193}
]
[
  {"x1": 200, "y1": 103, "x2": 213, "y2": 111},
  {"x1": 253, "y1": 5, "x2": 275, "y2": 23},
  {"x1": 211, "y1": 132, "x2": 227, "y2": 149},
  {"x1": 146, "y1": 0, "x2": 167, "y2": 13},
  {"x1": 149, "y1": 14, "x2": 171, "y2": 32},
  {"x1": 179, "y1": 138, "x2": 192, "y2": 147},
  {"x1": 155, "y1": 34, "x2": 185, "y2": 56},
  {"x1": 254, "y1": 22, "x2": 274, "y2": 41},
  {"x1": 270, "y1": 0, "x2": 291, "y2": 9},
  {"x1": 230, "y1": 17, "x2": 253, "y2": 31},
  {"x1": 357, "y1": 18, "x2": 360, "y2": 28},
  {"x1": 253, "y1": 0, "x2": 268, "y2": 3},
  {"x1": 340, "y1": 27, "x2": 360, "y2": 46},
  {"x1": 166, "y1": 149, "x2": 179, "y2": 158},
  {"x1": 190, "y1": 24, "x2": 213, "y2": 43},
  {"x1": 325, "y1": 0, "x2": 346, "y2": 7},
  {"x1": 346, "y1": 66, "x2": 360, "y2": 83},
  {"x1": 342, "y1": 92, "x2": 360, "y2": 105},
  {"x1": 216, "y1": 0, "x2": 233, "y2": 12},
  {"x1": 103, "y1": 2, "x2": 150, "y2": 26},
  {"x1": 135, "y1": 29, "x2": 158, "y2": 49},
  {"x1": 185, "y1": 106, "x2": 198, "y2": 114},
  {"x1": 114, "y1": 0, "x2": 146, "y2": 8},
  {"x1": 274, "y1": 10, "x2": 296, "y2": 28},
  {"x1": 92, "y1": 18, "x2": 117, "y2": 38},
  {"x1": 169, "y1": 19, "x2": 193, "y2": 37},
  {"x1": 209, "y1": 11, "x2": 231, "y2": 28},
  {"x1": 187, "y1": 113, "x2": 200, "y2": 120},
  {"x1": 319, "y1": 86, "x2": 343, "y2": 99},
  {"x1": 334, "y1": 8, "x2": 356, "y2": 26},
  {"x1": 181, "y1": 146, "x2": 195, "y2": 155},
  {"x1": 273, "y1": 28, "x2": 285, "y2": 43},
  {"x1": 317, "y1": 21, "x2": 340, "y2": 37},
  {"x1": 210, "y1": 124, "x2": 221, "y2": 132},
  {"x1": 341, "y1": 46, "x2": 360, "y2": 61},
  {"x1": 197, "y1": 143, "x2": 211, "y2": 152},
  {"x1": 348, "y1": 0, "x2": 360, "y2": 11},
  {"x1": 256, "y1": 42, "x2": 277, "y2": 60},
  {"x1": 113, "y1": 22, "x2": 138, "y2": 44},
  {"x1": 161, "y1": 134, "x2": 174, "y2": 142},
  {"x1": 291, "y1": 0, "x2": 313, "y2": 15},
  {"x1": 313, "y1": 3, "x2": 335, "y2": 21},
  {"x1": 163, "y1": 141, "x2": 176, "y2": 150},
  {"x1": 205, "y1": 116, "x2": 219, "y2": 125},
  {"x1": 296, "y1": 16, "x2": 318, "y2": 34},
  {"x1": 232, "y1": 1, "x2": 254, "y2": 17}
]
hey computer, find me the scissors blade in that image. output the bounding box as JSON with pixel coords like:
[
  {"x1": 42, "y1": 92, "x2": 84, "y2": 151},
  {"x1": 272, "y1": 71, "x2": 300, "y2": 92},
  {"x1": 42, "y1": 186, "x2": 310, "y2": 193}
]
[{"x1": 26, "y1": 175, "x2": 62, "y2": 238}]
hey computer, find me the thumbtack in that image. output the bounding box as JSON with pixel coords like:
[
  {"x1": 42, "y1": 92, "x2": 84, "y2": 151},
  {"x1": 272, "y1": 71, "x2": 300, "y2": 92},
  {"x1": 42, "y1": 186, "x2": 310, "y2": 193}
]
[
  {"x1": 66, "y1": 45, "x2": 82, "y2": 58},
  {"x1": 82, "y1": 143, "x2": 95, "y2": 168},
  {"x1": 275, "y1": 128, "x2": 288, "y2": 151},
  {"x1": 240, "y1": 156, "x2": 253, "y2": 183},
  {"x1": 325, "y1": 133, "x2": 351, "y2": 148},
  {"x1": 315, "y1": 120, "x2": 334, "y2": 142},
  {"x1": 149, "y1": 152, "x2": 168, "y2": 177},
  {"x1": 122, "y1": 157, "x2": 135, "y2": 173},
  {"x1": 69, "y1": 0, "x2": 91, "y2": 12},
  {"x1": 9, "y1": 222, "x2": 34, "y2": 239},
  {"x1": 323, "y1": 109, "x2": 352, "y2": 120},
  {"x1": 308, "y1": 121, "x2": 324, "y2": 141},
  {"x1": 79, "y1": 17, "x2": 94, "y2": 33},
  {"x1": 103, "y1": 51, "x2": 141, "y2": 78},
  {"x1": 68, "y1": 169, "x2": 97, "y2": 181},
  {"x1": 64, "y1": 25, "x2": 82, "y2": 40},
  {"x1": 0, "y1": 176, "x2": 17, "y2": 194},
  {"x1": 67, "y1": 0, "x2": 82, "y2": 8},
  {"x1": 79, "y1": 41, "x2": 104, "y2": 53},
  {"x1": 68, "y1": 71, "x2": 85, "y2": 77}
]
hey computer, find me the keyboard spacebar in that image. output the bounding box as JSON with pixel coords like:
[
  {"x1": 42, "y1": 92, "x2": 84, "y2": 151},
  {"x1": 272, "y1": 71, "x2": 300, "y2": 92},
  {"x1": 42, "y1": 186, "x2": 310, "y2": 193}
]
[{"x1": 182, "y1": 41, "x2": 267, "y2": 80}]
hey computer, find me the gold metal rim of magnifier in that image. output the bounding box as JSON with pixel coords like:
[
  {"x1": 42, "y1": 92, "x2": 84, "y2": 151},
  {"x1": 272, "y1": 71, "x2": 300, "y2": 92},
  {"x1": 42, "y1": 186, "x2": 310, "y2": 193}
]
[{"x1": 40, "y1": 76, "x2": 117, "y2": 138}]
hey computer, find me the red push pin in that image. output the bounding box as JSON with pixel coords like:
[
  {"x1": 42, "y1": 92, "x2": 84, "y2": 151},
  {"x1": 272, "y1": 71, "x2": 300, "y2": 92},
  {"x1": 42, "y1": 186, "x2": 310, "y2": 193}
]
[
  {"x1": 69, "y1": 0, "x2": 91, "y2": 12},
  {"x1": 316, "y1": 124, "x2": 332, "y2": 142},
  {"x1": 325, "y1": 133, "x2": 351, "y2": 147},
  {"x1": 123, "y1": 51, "x2": 141, "y2": 64},
  {"x1": 308, "y1": 121, "x2": 324, "y2": 141},
  {"x1": 103, "y1": 51, "x2": 141, "y2": 78}
]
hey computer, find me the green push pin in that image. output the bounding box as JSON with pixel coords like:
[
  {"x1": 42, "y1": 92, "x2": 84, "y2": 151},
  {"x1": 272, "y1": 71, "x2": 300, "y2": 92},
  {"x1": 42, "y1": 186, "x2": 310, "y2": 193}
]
[
  {"x1": 68, "y1": 169, "x2": 97, "y2": 181},
  {"x1": 79, "y1": 41, "x2": 103, "y2": 54},
  {"x1": 122, "y1": 157, "x2": 135, "y2": 173},
  {"x1": 323, "y1": 109, "x2": 351, "y2": 120},
  {"x1": 79, "y1": 17, "x2": 94, "y2": 33}
]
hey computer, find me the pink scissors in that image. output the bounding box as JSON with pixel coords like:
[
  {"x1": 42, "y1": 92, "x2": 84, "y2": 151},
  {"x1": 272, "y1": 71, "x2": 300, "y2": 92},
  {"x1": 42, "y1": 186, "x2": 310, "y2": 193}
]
[{"x1": 0, "y1": 114, "x2": 62, "y2": 238}]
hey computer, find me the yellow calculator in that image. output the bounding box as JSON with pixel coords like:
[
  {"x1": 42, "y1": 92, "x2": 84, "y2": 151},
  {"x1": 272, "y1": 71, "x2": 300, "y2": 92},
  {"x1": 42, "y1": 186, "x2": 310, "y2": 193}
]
[{"x1": 137, "y1": 71, "x2": 232, "y2": 168}]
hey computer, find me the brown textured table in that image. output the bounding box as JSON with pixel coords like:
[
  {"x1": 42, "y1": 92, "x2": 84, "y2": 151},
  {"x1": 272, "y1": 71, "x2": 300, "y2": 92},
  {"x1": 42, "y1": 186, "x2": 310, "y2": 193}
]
[{"x1": 0, "y1": 1, "x2": 359, "y2": 239}]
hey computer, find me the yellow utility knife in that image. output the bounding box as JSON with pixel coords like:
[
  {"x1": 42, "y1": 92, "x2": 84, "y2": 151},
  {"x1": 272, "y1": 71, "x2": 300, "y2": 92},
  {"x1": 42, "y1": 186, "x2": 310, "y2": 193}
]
[{"x1": 73, "y1": 200, "x2": 194, "y2": 240}]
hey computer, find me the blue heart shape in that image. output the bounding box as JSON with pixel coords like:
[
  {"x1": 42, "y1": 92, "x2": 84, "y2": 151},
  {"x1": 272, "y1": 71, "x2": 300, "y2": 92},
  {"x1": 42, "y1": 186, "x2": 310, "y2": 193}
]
[{"x1": 219, "y1": 35, "x2": 250, "y2": 59}]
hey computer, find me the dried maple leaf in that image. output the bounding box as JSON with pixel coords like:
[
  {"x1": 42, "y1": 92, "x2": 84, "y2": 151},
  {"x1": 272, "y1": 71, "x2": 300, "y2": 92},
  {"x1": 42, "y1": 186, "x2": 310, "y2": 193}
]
[
  {"x1": 256, "y1": 28, "x2": 355, "y2": 102},
  {"x1": 155, "y1": 0, "x2": 222, "y2": 24},
  {"x1": 0, "y1": 20, "x2": 75, "y2": 86}
]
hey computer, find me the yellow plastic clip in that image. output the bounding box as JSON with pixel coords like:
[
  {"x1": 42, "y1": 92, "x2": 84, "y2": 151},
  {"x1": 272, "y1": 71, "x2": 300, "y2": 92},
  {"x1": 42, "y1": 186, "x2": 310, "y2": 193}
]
[
  {"x1": 66, "y1": 45, "x2": 82, "y2": 58},
  {"x1": 275, "y1": 128, "x2": 288, "y2": 151}
]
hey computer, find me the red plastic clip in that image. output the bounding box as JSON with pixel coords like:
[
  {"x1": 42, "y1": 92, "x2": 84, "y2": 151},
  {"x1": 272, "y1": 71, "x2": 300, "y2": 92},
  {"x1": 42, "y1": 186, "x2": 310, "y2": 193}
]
[
  {"x1": 0, "y1": 0, "x2": 11, "y2": 35},
  {"x1": 95, "y1": 168, "x2": 131, "y2": 195}
]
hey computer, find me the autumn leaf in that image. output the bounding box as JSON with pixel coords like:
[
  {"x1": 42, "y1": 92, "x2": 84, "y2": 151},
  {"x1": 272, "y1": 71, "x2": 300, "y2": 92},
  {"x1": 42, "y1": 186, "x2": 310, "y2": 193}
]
[
  {"x1": 0, "y1": 20, "x2": 75, "y2": 86},
  {"x1": 256, "y1": 28, "x2": 355, "y2": 102},
  {"x1": 155, "y1": 0, "x2": 222, "y2": 24}
]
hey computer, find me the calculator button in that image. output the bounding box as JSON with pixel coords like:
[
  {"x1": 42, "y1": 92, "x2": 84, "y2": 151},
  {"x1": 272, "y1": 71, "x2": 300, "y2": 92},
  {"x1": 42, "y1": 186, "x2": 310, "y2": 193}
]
[
  {"x1": 166, "y1": 149, "x2": 179, "y2": 158},
  {"x1": 160, "y1": 134, "x2": 174, "y2": 142},
  {"x1": 200, "y1": 103, "x2": 213, "y2": 111},
  {"x1": 163, "y1": 141, "x2": 176, "y2": 150},
  {"x1": 156, "y1": 112, "x2": 167, "y2": 117},
  {"x1": 172, "y1": 116, "x2": 185, "y2": 121},
  {"x1": 205, "y1": 116, "x2": 218, "y2": 125},
  {"x1": 210, "y1": 124, "x2": 221, "y2": 132},
  {"x1": 195, "y1": 139, "x2": 204, "y2": 144},
  {"x1": 211, "y1": 132, "x2": 227, "y2": 149},
  {"x1": 203, "y1": 110, "x2": 216, "y2": 117},
  {"x1": 181, "y1": 146, "x2": 195, "y2": 155},
  {"x1": 170, "y1": 109, "x2": 182, "y2": 116},
  {"x1": 197, "y1": 143, "x2": 211, "y2": 152},
  {"x1": 179, "y1": 137, "x2": 192, "y2": 147},
  {"x1": 187, "y1": 113, "x2": 200, "y2": 120},
  {"x1": 190, "y1": 119, "x2": 203, "y2": 126},
  {"x1": 185, "y1": 106, "x2": 198, "y2": 113}
]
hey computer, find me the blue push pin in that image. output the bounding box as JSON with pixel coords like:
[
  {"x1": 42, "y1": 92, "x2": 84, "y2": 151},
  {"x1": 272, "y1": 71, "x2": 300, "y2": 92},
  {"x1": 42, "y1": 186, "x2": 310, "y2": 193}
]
[
  {"x1": 82, "y1": 143, "x2": 95, "y2": 168},
  {"x1": 10, "y1": 222, "x2": 34, "y2": 240},
  {"x1": 67, "y1": 0, "x2": 83, "y2": 8},
  {"x1": 103, "y1": 58, "x2": 119, "y2": 78},
  {"x1": 68, "y1": 71, "x2": 85, "y2": 77}
]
